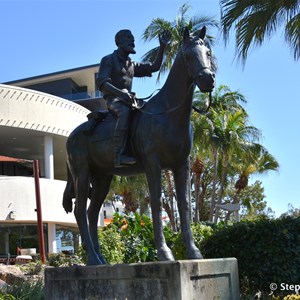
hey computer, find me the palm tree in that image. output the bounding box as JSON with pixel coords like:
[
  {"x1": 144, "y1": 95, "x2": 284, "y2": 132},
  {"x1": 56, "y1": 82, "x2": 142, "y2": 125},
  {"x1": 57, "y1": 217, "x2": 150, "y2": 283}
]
[
  {"x1": 162, "y1": 170, "x2": 177, "y2": 231},
  {"x1": 193, "y1": 85, "x2": 254, "y2": 222},
  {"x1": 142, "y1": 2, "x2": 219, "y2": 80},
  {"x1": 212, "y1": 108, "x2": 262, "y2": 223},
  {"x1": 110, "y1": 175, "x2": 149, "y2": 213},
  {"x1": 193, "y1": 84, "x2": 247, "y2": 115},
  {"x1": 225, "y1": 144, "x2": 279, "y2": 220},
  {"x1": 220, "y1": 0, "x2": 300, "y2": 63}
]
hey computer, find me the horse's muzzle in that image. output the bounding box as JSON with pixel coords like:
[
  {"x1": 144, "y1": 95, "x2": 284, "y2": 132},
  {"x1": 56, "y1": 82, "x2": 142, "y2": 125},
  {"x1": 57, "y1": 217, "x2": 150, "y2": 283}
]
[{"x1": 196, "y1": 69, "x2": 215, "y2": 93}]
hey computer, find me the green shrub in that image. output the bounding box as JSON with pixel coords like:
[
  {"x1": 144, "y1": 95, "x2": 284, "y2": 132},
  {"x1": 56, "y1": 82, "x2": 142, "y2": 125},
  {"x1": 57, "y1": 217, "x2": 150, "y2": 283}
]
[
  {"x1": 76, "y1": 213, "x2": 158, "y2": 264},
  {"x1": 0, "y1": 279, "x2": 44, "y2": 300},
  {"x1": 19, "y1": 261, "x2": 43, "y2": 275},
  {"x1": 284, "y1": 295, "x2": 300, "y2": 300},
  {"x1": 47, "y1": 253, "x2": 83, "y2": 267},
  {"x1": 172, "y1": 223, "x2": 214, "y2": 259},
  {"x1": 112, "y1": 213, "x2": 157, "y2": 263},
  {"x1": 201, "y1": 217, "x2": 300, "y2": 295},
  {"x1": 98, "y1": 224, "x2": 125, "y2": 264}
]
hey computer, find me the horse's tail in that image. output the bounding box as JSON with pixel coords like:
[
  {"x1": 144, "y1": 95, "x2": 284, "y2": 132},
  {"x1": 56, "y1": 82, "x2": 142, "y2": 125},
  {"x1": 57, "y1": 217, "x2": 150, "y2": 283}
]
[{"x1": 62, "y1": 163, "x2": 75, "y2": 214}]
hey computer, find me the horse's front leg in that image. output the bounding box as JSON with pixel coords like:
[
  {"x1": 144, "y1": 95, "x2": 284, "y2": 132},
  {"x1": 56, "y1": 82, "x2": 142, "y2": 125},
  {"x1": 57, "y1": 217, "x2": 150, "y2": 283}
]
[
  {"x1": 173, "y1": 157, "x2": 203, "y2": 259},
  {"x1": 145, "y1": 159, "x2": 174, "y2": 261}
]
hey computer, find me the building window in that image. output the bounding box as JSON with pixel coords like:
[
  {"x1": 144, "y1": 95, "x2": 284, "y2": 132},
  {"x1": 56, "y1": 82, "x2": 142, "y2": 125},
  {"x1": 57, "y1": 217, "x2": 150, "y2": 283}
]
[
  {"x1": 56, "y1": 225, "x2": 80, "y2": 255},
  {"x1": 0, "y1": 223, "x2": 48, "y2": 257}
]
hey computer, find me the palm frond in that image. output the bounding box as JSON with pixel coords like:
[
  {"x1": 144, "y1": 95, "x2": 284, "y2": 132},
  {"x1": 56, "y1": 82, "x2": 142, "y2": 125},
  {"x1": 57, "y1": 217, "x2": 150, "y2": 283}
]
[
  {"x1": 285, "y1": 13, "x2": 300, "y2": 60},
  {"x1": 141, "y1": 3, "x2": 219, "y2": 79},
  {"x1": 221, "y1": 0, "x2": 300, "y2": 63}
]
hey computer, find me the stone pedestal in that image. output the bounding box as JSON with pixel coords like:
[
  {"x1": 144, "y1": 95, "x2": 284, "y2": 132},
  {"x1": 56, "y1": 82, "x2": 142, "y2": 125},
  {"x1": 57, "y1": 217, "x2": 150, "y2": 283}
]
[{"x1": 45, "y1": 258, "x2": 240, "y2": 300}]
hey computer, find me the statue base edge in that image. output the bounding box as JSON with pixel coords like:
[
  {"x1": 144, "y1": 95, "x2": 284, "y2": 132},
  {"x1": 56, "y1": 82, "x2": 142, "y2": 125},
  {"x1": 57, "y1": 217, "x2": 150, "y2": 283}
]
[{"x1": 45, "y1": 257, "x2": 240, "y2": 300}]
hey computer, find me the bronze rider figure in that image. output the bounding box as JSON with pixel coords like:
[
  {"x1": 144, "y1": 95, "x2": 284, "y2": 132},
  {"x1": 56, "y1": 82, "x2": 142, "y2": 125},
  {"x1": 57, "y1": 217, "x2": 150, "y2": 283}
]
[{"x1": 96, "y1": 29, "x2": 170, "y2": 168}]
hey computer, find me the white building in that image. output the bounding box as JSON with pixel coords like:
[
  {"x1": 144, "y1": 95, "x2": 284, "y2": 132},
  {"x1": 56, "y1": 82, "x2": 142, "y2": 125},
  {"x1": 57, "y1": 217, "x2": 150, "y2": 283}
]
[{"x1": 0, "y1": 65, "x2": 120, "y2": 260}]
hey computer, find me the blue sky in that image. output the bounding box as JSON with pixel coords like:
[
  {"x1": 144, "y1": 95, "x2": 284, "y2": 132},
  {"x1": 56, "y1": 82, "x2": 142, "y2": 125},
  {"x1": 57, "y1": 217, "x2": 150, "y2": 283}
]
[{"x1": 1, "y1": 0, "x2": 299, "y2": 216}]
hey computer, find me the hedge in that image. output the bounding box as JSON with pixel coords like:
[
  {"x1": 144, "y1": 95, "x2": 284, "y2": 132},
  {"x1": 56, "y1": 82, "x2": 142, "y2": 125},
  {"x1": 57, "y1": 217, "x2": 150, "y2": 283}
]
[{"x1": 201, "y1": 217, "x2": 300, "y2": 295}]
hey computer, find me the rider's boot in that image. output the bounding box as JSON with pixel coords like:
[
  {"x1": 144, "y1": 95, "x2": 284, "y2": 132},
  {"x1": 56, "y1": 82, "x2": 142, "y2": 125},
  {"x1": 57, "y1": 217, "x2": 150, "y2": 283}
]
[{"x1": 113, "y1": 129, "x2": 136, "y2": 167}]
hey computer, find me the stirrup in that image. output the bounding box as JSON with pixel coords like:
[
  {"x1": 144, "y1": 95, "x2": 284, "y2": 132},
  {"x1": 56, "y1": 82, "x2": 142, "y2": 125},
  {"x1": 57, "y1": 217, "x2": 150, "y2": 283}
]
[{"x1": 114, "y1": 154, "x2": 136, "y2": 168}]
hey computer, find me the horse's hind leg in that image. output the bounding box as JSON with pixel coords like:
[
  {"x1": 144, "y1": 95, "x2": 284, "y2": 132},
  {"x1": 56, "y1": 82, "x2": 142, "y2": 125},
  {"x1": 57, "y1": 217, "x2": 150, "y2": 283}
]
[
  {"x1": 88, "y1": 174, "x2": 113, "y2": 264},
  {"x1": 173, "y1": 158, "x2": 203, "y2": 259},
  {"x1": 73, "y1": 168, "x2": 103, "y2": 265}
]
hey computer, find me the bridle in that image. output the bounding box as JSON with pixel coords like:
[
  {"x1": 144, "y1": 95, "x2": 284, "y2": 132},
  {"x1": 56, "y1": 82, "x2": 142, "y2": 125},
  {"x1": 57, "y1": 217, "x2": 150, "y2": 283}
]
[
  {"x1": 134, "y1": 43, "x2": 213, "y2": 116},
  {"x1": 181, "y1": 42, "x2": 213, "y2": 115}
]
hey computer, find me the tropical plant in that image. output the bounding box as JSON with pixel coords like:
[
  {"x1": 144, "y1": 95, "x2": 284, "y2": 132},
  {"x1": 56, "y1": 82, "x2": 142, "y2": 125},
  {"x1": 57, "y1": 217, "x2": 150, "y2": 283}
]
[
  {"x1": 112, "y1": 213, "x2": 157, "y2": 263},
  {"x1": 224, "y1": 180, "x2": 275, "y2": 220},
  {"x1": 109, "y1": 175, "x2": 149, "y2": 213},
  {"x1": 98, "y1": 224, "x2": 125, "y2": 264},
  {"x1": 193, "y1": 84, "x2": 247, "y2": 114},
  {"x1": 162, "y1": 170, "x2": 177, "y2": 231},
  {"x1": 225, "y1": 144, "x2": 279, "y2": 220},
  {"x1": 192, "y1": 84, "x2": 262, "y2": 222},
  {"x1": 220, "y1": 0, "x2": 300, "y2": 63},
  {"x1": 0, "y1": 279, "x2": 44, "y2": 300},
  {"x1": 141, "y1": 2, "x2": 218, "y2": 80},
  {"x1": 212, "y1": 108, "x2": 263, "y2": 222}
]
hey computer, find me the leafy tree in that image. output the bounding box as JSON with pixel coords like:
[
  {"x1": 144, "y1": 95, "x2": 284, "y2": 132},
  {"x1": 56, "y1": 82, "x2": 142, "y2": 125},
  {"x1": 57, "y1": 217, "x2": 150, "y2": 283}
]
[
  {"x1": 193, "y1": 85, "x2": 261, "y2": 222},
  {"x1": 211, "y1": 108, "x2": 262, "y2": 222},
  {"x1": 224, "y1": 180, "x2": 275, "y2": 220},
  {"x1": 193, "y1": 84, "x2": 247, "y2": 114},
  {"x1": 220, "y1": 0, "x2": 300, "y2": 63},
  {"x1": 280, "y1": 203, "x2": 300, "y2": 218},
  {"x1": 192, "y1": 84, "x2": 278, "y2": 222},
  {"x1": 141, "y1": 2, "x2": 218, "y2": 80},
  {"x1": 225, "y1": 144, "x2": 279, "y2": 220}
]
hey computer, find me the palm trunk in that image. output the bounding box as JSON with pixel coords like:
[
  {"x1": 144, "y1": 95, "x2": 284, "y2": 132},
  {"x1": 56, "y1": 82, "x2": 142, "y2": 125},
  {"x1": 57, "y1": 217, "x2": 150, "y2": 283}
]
[
  {"x1": 199, "y1": 183, "x2": 207, "y2": 221},
  {"x1": 123, "y1": 190, "x2": 138, "y2": 213},
  {"x1": 164, "y1": 170, "x2": 176, "y2": 231},
  {"x1": 194, "y1": 173, "x2": 200, "y2": 223},
  {"x1": 214, "y1": 153, "x2": 229, "y2": 223},
  {"x1": 192, "y1": 156, "x2": 204, "y2": 223},
  {"x1": 209, "y1": 147, "x2": 218, "y2": 222}
]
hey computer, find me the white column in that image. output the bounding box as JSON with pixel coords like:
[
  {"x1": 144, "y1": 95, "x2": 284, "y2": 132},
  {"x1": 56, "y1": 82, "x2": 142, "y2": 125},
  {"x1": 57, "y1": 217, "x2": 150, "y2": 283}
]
[
  {"x1": 4, "y1": 232, "x2": 9, "y2": 254},
  {"x1": 48, "y1": 222, "x2": 57, "y2": 254},
  {"x1": 44, "y1": 136, "x2": 54, "y2": 179},
  {"x1": 99, "y1": 206, "x2": 104, "y2": 227}
]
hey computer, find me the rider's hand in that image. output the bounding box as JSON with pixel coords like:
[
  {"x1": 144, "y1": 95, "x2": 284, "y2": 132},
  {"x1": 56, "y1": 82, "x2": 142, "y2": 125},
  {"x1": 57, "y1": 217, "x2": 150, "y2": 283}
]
[
  {"x1": 159, "y1": 30, "x2": 171, "y2": 47},
  {"x1": 122, "y1": 91, "x2": 133, "y2": 104}
]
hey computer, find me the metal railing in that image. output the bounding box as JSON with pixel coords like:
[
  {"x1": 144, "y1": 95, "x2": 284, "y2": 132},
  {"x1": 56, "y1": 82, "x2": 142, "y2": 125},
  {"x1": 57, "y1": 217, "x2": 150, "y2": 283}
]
[{"x1": 59, "y1": 91, "x2": 103, "y2": 101}]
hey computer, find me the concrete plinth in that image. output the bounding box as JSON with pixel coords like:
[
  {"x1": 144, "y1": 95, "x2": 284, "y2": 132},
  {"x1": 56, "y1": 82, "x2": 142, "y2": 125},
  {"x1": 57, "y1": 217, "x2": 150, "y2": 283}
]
[{"x1": 45, "y1": 258, "x2": 240, "y2": 300}]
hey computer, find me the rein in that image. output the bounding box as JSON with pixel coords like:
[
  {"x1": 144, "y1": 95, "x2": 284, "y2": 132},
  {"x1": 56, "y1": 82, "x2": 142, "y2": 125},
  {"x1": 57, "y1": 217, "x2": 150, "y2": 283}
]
[
  {"x1": 135, "y1": 91, "x2": 187, "y2": 116},
  {"x1": 133, "y1": 90, "x2": 212, "y2": 116},
  {"x1": 133, "y1": 46, "x2": 213, "y2": 116},
  {"x1": 192, "y1": 91, "x2": 212, "y2": 115}
]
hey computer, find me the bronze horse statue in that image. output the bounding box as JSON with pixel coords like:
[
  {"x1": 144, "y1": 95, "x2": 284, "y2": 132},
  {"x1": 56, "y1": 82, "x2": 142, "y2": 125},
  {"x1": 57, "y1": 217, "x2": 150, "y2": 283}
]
[{"x1": 63, "y1": 27, "x2": 215, "y2": 265}]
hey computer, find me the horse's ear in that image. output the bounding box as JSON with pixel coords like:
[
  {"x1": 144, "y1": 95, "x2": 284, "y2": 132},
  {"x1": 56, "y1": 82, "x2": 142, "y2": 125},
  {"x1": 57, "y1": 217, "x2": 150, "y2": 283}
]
[
  {"x1": 183, "y1": 27, "x2": 190, "y2": 45},
  {"x1": 198, "y1": 26, "x2": 206, "y2": 40}
]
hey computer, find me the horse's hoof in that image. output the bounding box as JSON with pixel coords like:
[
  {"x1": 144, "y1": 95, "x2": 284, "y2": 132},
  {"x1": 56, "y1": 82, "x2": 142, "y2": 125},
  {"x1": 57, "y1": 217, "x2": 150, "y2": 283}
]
[
  {"x1": 86, "y1": 256, "x2": 104, "y2": 266},
  {"x1": 187, "y1": 247, "x2": 203, "y2": 260},
  {"x1": 62, "y1": 201, "x2": 73, "y2": 214},
  {"x1": 98, "y1": 253, "x2": 107, "y2": 264},
  {"x1": 157, "y1": 246, "x2": 175, "y2": 261}
]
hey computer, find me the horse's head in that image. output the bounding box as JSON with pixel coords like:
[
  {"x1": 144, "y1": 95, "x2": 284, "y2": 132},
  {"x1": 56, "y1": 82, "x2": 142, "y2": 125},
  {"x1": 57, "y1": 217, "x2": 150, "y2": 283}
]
[{"x1": 182, "y1": 27, "x2": 215, "y2": 93}]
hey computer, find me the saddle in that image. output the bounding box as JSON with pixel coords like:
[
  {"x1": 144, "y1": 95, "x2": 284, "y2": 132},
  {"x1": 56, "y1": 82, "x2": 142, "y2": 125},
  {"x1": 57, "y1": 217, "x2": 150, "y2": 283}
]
[
  {"x1": 83, "y1": 97, "x2": 146, "y2": 136},
  {"x1": 83, "y1": 110, "x2": 109, "y2": 136}
]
